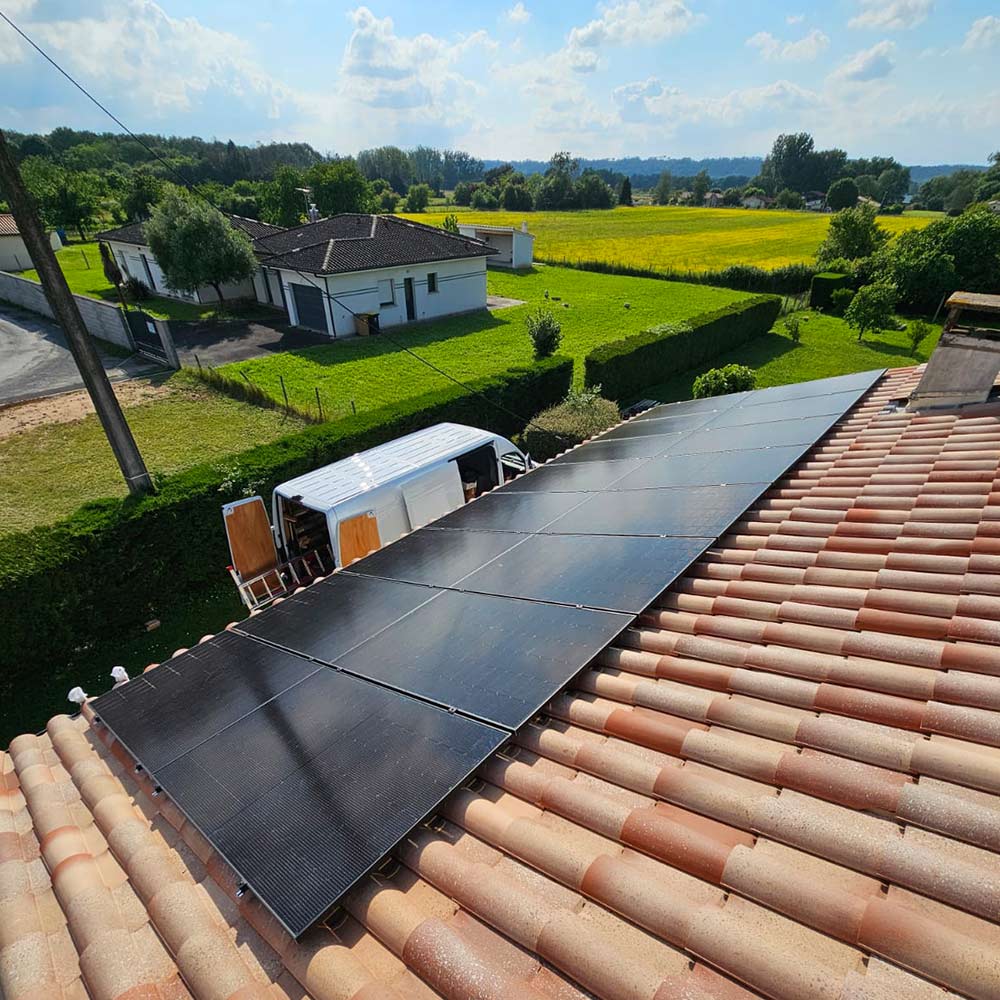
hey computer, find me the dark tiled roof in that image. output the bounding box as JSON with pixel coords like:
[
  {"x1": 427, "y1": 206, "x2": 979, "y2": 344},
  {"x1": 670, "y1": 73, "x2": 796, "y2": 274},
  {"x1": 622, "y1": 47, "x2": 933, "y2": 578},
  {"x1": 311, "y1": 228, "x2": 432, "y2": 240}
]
[
  {"x1": 0, "y1": 213, "x2": 20, "y2": 237},
  {"x1": 7, "y1": 366, "x2": 1000, "y2": 1000},
  {"x1": 256, "y1": 213, "x2": 496, "y2": 275},
  {"x1": 95, "y1": 214, "x2": 284, "y2": 248}
]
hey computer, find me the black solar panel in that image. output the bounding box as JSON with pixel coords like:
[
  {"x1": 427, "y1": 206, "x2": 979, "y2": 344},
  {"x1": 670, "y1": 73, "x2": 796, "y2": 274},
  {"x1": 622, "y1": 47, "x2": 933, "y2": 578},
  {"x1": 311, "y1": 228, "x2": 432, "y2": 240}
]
[
  {"x1": 92, "y1": 367, "x2": 883, "y2": 940},
  {"x1": 146, "y1": 667, "x2": 505, "y2": 936},
  {"x1": 333, "y1": 589, "x2": 631, "y2": 729}
]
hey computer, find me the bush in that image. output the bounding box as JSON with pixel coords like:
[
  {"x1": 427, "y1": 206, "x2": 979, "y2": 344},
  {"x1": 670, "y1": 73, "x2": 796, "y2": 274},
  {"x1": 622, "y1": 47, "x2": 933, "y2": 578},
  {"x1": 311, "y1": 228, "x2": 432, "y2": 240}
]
[
  {"x1": 522, "y1": 387, "x2": 621, "y2": 461},
  {"x1": 378, "y1": 189, "x2": 399, "y2": 213},
  {"x1": 908, "y1": 319, "x2": 933, "y2": 356},
  {"x1": 526, "y1": 308, "x2": 563, "y2": 359},
  {"x1": 783, "y1": 315, "x2": 801, "y2": 342},
  {"x1": 452, "y1": 181, "x2": 476, "y2": 206},
  {"x1": 881, "y1": 203, "x2": 904, "y2": 215},
  {"x1": 776, "y1": 188, "x2": 804, "y2": 210},
  {"x1": 809, "y1": 271, "x2": 851, "y2": 310},
  {"x1": 124, "y1": 275, "x2": 151, "y2": 301},
  {"x1": 470, "y1": 186, "x2": 500, "y2": 210},
  {"x1": 827, "y1": 177, "x2": 859, "y2": 211},
  {"x1": 0, "y1": 357, "x2": 573, "y2": 737},
  {"x1": 829, "y1": 287, "x2": 856, "y2": 316},
  {"x1": 502, "y1": 183, "x2": 534, "y2": 211},
  {"x1": 584, "y1": 294, "x2": 781, "y2": 401},
  {"x1": 692, "y1": 364, "x2": 756, "y2": 399},
  {"x1": 403, "y1": 183, "x2": 431, "y2": 212},
  {"x1": 816, "y1": 203, "x2": 889, "y2": 267}
]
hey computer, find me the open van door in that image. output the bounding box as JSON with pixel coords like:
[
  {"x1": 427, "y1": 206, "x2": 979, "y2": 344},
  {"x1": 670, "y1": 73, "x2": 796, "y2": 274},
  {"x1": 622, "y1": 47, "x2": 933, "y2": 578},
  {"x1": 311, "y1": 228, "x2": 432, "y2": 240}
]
[{"x1": 222, "y1": 497, "x2": 283, "y2": 606}]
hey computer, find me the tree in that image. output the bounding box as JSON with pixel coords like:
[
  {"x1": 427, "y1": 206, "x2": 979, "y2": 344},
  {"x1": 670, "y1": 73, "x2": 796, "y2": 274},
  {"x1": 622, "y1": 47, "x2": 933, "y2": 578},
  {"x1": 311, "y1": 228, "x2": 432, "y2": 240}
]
[
  {"x1": 535, "y1": 171, "x2": 578, "y2": 210},
  {"x1": 403, "y1": 183, "x2": 431, "y2": 212},
  {"x1": 122, "y1": 168, "x2": 163, "y2": 221},
  {"x1": 692, "y1": 169, "x2": 710, "y2": 205},
  {"x1": 261, "y1": 165, "x2": 305, "y2": 227},
  {"x1": 722, "y1": 187, "x2": 742, "y2": 207},
  {"x1": 408, "y1": 145, "x2": 445, "y2": 185},
  {"x1": 854, "y1": 174, "x2": 879, "y2": 198},
  {"x1": 145, "y1": 190, "x2": 257, "y2": 306},
  {"x1": 827, "y1": 177, "x2": 859, "y2": 211},
  {"x1": 653, "y1": 171, "x2": 672, "y2": 205},
  {"x1": 845, "y1": 282, "x2": 897, "y2": 342},
  {"x1": 356, "y1": 146, "x2": 411, "y2": 193},
  {"x1": 576, "y1": 171, "x2": 614, "y2": 209},
  {"x1": 470, "y1": 186, "x2": 499, "y2": 210},
  {"x1": 945, "y1": 179, "x2": 975, "y2": 213},
  {"x1": 869, "y1": 228, "x2": 956, "y2": 312},
  {"x1": 305, "y1": 159, "x2": 372, "y2": 216},
  {"x1": 501, "y1": 182, "x2": 534, "y2": 211},
  {"x1": 484, "y1": 163, "x2": 514, "y2": 186},
  {"x1": 933, "y1": 205, "x2": 1000, "y2": 290},
  {"x1": 618, "y1": 176, "x2": 633, "y2": 206},
  {"x1": 452, "y1": 181, "x2": 476, "y2": 206},
  {"x1": 875, "y1": 165, "x2": 910, "y2": 204},
  {"x1": 19, "y1": 157, "x2": 103, "y2": 240},
  {"x1": 974, "y1": 151, "x2": 1000, "y2": 202},
  {"x1": 816, "y1": 203, "x2": 889, "y2": 266},
  {"x1": 776, "y1": 188, "x2": 804, "y2": 210},
  {"x1": 546, "y1": 151, "x2": 579, "y2": 179}
]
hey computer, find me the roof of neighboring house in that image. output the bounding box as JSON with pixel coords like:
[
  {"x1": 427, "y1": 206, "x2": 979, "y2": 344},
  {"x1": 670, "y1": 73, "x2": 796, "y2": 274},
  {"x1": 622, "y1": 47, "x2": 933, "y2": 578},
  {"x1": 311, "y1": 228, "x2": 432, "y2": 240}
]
[
  {"x1": 256, "y1": 213, "x2": 497, "y2": 275},
  {"x1": 457, "y1": 222, "x2": 535, "y2": 239},
  {"x1": 95, "y1": 214, "x2": 285, "y2": 248},
  {"x1": 7, "y1": 364, "x2": 1000, "y2": 1000},
  {"x1": 0, "y1": 214, "x2": 21, "y2": 236}
]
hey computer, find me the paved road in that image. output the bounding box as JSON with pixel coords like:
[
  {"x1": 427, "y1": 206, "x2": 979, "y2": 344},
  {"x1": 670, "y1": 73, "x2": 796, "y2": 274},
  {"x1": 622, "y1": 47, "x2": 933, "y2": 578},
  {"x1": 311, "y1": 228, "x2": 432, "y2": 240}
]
[
  {"x1": 171, "y1": 319, "x2": 330, "y2": 367},
  {"x1": 0, "y1": 302, "x2": 158, "y2": 405}
]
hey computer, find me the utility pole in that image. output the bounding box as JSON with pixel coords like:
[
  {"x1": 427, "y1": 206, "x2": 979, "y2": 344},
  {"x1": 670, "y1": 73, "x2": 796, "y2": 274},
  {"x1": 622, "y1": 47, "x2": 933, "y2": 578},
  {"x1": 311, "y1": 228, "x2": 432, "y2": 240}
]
[{"x1": 0, "y1": 129, "x2": 153, "y2": 495}]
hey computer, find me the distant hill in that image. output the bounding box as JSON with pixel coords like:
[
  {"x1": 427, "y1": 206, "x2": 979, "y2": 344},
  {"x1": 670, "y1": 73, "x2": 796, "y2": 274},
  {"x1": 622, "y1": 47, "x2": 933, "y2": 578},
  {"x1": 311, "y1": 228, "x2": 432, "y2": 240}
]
[{"x1": 908, "y1": 164, "x2": 985, "y2": 183}]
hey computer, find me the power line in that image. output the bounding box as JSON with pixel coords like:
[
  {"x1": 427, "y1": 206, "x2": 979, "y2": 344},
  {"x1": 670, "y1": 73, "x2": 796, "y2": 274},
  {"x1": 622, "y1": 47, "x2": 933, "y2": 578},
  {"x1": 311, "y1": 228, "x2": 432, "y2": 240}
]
[{"x1": 0, "y1": 10, "x2": 574, "y2": 448}]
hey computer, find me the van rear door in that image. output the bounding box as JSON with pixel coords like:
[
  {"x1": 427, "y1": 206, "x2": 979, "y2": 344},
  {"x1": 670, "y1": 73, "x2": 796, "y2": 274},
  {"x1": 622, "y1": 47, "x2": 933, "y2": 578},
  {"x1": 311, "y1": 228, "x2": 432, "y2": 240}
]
[
  {"x1": 401, "y1": 462, "x2": 464, "y2": 529},
  {"x1": 222, "y1": 496, "x2": 280, "y2": 593}
]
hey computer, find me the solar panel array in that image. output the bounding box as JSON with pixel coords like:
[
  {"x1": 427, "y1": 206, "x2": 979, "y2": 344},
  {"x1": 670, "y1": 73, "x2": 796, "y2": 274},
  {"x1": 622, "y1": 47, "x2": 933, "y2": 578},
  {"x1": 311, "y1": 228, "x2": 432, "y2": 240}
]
[{"x1": 93, "y1": 368, "x2": 883, "y2": 937}]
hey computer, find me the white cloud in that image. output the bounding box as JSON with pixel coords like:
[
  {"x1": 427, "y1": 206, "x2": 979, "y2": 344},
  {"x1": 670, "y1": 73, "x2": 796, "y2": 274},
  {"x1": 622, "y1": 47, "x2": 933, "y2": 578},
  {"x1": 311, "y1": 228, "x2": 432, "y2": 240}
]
[
  {"x1": 963, "y1": 15, "x2": 1000, "y2": 50},
  {"x1": 746, "y1": 28, "x2": 829, "y2": 62},
  {"x1": 849, "y1": 0, "x2": 932, "y2": 30},
  {"x1": 786, "y1": 14, "x2": 804, "y2": 25},
  {"x1": 568, "y1": 0, "x2": 701, "y2": 50},
  {"x1": 505, "y1": 2, "x2": 530, "y2": 24},
  {"x1": 830, "y1": 40, "x2": 896, "y2": 82}
]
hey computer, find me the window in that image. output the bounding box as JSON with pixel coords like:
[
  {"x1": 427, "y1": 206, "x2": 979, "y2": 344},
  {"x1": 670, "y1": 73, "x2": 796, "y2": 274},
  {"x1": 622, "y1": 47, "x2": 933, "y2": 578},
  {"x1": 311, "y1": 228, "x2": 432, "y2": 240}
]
[
  {"x1": 377, "y1": 278, "x2": 394, "y2": 306},
  {"x1": 427, "y1": 272, "x2": 438, "y2": 293}
]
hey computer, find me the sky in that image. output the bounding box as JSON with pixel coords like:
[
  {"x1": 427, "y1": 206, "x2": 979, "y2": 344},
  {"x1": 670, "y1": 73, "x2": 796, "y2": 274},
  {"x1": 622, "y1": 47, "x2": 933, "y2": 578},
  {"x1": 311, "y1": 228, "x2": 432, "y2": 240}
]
[{"x1": 1, "y1": 0, "x2": 998, "y2": 164}]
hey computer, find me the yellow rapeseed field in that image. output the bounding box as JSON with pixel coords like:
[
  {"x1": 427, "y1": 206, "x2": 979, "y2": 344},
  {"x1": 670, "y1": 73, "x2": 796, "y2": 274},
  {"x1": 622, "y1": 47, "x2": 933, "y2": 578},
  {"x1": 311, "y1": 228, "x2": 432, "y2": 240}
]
[{"x1": 402, "y1": 205, "x2": 938, "y2": 272}]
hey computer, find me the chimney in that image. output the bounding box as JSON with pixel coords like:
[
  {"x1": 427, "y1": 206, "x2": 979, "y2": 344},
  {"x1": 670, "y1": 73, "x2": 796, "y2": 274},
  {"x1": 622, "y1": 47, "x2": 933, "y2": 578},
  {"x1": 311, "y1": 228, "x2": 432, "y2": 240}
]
[
  {"x1": 307, "y1": 203, "x2": 320, "y2": 223},
  {"x1": 521, "y1": 221, "x2": 528, "y2": 233}
]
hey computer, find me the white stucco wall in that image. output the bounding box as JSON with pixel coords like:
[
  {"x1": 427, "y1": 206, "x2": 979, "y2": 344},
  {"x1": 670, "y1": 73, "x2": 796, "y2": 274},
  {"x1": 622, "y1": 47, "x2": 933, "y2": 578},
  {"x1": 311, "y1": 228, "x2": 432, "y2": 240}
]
[
  {"x1": 0, "y1": 234, "x2": 32, "y2": 272},
  {"x1": 106, "y1": 239, "x2": 255, "y2": 304},
  {"x1": 457, "y1": 226, "x2": 534, "y2": 269},
  {"x1": 274, "y1": 256, "x2": 488, "y2": 338}
]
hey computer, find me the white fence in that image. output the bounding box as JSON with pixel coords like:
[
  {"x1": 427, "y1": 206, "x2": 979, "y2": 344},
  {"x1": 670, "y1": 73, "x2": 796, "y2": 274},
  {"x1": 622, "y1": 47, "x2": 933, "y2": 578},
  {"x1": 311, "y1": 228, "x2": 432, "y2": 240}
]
[{"x1": 0, "y1": 270, "x2": 133, "y2": 350}]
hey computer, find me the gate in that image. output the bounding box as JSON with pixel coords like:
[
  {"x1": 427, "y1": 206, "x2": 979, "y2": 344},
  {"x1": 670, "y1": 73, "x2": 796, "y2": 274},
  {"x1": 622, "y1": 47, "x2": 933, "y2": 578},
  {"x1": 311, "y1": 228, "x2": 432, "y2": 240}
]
[{"x1": 125, "y1": 310, "x2": 179, "y2": 368}]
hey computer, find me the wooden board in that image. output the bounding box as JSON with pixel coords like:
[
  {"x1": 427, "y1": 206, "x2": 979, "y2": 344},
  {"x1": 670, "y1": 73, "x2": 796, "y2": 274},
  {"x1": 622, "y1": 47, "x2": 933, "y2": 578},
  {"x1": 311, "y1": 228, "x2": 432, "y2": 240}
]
[
  {"x1": 224, "y1": 497, "x2": 279, "y2": 579},
  {"x1": 339, "y1": 511, "x2": 381, "y2": 566}
]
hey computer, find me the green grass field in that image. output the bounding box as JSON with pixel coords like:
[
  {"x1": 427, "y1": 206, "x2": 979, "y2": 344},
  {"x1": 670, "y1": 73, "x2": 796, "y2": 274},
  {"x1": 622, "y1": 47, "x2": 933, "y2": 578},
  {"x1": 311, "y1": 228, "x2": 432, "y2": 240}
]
[
  {"x1": 641, "y1": 311, "x2": 941, "y2": 403},
  {"x1": 402, "y1": 206, "x2": 937, "y2": 272},
  {"x1": 0, "y1": 374, "x2": 308, "y2": 537},
  {"x1": 218, "y1": 266, "x2": 753, "y2": 414}
]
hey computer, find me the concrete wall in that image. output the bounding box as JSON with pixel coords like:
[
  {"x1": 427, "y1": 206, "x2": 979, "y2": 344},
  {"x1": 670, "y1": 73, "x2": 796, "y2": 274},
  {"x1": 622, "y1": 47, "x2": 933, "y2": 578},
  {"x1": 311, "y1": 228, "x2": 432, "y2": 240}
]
[
  {"x1": 0, "y1": 235, "x2": 32, "y2": 272},
  {"x1": 457, "y1": 226, "x2": 534, "y2": 268},
  {"x1": 275, "y1": 256, "x2": 489, "y2": 338},
  {"x1": 0, "y1": 270, "x2": 133, "y2": 350}
]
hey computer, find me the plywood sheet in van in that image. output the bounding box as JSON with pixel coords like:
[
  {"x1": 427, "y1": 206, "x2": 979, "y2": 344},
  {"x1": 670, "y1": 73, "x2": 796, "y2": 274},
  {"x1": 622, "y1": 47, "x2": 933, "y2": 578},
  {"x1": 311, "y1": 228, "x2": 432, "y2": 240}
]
[
  {"x1": 224, "y1": 497, "x2": 279, "y2": 579},
  {"x1": 339, "y1": 511, "x2": 381, "y2": 566}
]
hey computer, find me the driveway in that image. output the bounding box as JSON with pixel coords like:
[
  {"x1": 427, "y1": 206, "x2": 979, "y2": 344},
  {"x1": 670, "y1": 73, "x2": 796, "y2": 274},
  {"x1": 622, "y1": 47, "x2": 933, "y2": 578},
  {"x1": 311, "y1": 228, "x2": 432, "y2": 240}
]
[
  {"x1": 0, "y1": 302, "x2": 159, "y2": 406},
  {"x1": 170, "y1": 319, "x2": 331, "y2": 367}
]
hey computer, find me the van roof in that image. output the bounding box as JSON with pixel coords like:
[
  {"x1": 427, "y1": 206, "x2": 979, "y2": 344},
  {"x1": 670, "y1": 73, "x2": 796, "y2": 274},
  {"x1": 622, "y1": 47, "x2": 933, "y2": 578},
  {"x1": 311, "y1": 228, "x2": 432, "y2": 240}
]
[{"x1": 275, "y1": 422, "x2": 502, "y2": 511}]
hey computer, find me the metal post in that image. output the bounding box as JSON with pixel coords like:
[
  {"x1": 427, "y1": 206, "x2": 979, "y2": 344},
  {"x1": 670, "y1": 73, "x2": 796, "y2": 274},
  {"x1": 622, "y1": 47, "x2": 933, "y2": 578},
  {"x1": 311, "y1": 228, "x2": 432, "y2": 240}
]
[
  {"x1": 279, "y1": 375, "x2": 289, "y2": 410},
  {"x1": 315, "y1": 387, "x2": 323, "y2": 421},
  {"x1": 0, "y1": 129, "x2": 153, "y2": 496}
]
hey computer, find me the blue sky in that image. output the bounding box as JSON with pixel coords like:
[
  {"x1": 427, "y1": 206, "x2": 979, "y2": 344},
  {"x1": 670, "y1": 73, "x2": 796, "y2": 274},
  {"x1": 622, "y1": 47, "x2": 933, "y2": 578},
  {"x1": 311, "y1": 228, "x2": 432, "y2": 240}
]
[{"x1": 1, "y1": 0, "x2": 998, "y2": 164}]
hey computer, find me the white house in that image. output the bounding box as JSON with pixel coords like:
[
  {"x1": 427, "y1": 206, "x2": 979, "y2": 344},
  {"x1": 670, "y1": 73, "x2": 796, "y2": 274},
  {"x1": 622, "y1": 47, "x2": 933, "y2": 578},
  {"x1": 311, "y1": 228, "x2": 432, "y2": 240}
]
[
  {"x1": 741, "y1": 194, "x2": 768, "y2": 209},
  {"x1": 456, "y1": 222, "x2": 534, "y2": 269},
  {"x1": 251, "y1": 214, "x2": 497, "y2": 337},
  {"x1": 0, "y1": 214, "x2": 61, "y2": 272},
  {"x1": 96, "y1": 214, "x2": 285, "y2": 304},
  {"x1": 703, "y1": 190, "x2": 724, "y2": 208}
]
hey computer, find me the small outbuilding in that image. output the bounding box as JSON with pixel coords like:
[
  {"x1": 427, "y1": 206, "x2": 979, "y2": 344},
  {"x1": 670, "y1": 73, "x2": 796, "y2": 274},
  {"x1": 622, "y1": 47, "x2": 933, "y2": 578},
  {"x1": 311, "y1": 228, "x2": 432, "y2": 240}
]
[
  {"x1": 0, "y1": 214, "x2": 61, "y2": 272},
  {"x1": 456, "y1": 221, "x2": 534, "y2": 269}
]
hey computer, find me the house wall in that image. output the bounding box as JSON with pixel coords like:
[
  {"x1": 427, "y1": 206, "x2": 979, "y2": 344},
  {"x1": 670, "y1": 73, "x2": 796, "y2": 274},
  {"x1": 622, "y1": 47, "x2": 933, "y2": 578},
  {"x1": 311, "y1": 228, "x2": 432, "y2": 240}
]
[
  {"x1": 457, "y1": 226, "x2": 534, "y2": 269},
  {"x1": 511, "y1": 232, "x2": 534, "y2": 269},
  {"x1": 275, "y1": 256, "x2": 488, "y2": 338},
  {"x1": 106, "y1": 239, "x2": 255, "y2": 304},
  {"x1": 0, "y1": 234, "x2": 31, "y2": 272}
]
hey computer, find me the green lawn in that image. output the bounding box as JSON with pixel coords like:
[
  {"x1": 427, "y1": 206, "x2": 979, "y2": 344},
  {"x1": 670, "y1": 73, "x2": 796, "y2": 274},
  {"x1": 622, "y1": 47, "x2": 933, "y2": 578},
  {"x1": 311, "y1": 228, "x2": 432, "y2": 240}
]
[
  {"x1": 19, "y1": 242, "x2": 270, "y2": 322},
  {"x1": 639, "y1": 311, "x2": 941, "y2": 403},
  {"x1": 218, "y1": 266, "x2": 752, "y2": 415},
  {"x1": 0, "y1": 373, "x2": 308, "y2": 537},
  {"x1": 401, "y1": 206, "x2": 937, "y2": 272}
]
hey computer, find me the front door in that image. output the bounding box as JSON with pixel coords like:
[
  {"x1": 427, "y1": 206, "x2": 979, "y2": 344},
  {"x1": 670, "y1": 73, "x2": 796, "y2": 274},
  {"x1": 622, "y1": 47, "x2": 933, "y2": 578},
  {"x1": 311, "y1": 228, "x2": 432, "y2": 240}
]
[{"x1": 404, "y1": 277, "x2": 416, "y2": 321}]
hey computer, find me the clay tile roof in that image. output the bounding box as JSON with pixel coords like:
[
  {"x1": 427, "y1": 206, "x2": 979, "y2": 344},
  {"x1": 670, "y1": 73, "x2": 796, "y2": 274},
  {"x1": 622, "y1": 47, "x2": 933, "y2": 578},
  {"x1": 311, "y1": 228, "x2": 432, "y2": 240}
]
[
  {"x1": 0, "y1": 213, "x2": 19, "y2": 237},
  {"x1": 7, "y1": 364, "x2": 1000, "y2": 1000}
]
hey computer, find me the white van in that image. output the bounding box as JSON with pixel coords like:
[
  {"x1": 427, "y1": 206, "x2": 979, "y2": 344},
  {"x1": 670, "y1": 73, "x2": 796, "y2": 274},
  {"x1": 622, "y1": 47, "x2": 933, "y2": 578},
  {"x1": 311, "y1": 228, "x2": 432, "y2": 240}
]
[{"x1": 222, "y1": 423, "x2": 529, "y2": 609}]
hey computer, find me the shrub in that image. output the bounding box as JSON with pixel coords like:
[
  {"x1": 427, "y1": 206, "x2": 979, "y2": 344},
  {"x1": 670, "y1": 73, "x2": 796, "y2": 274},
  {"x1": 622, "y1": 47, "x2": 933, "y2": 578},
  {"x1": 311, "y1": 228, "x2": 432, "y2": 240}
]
[
  {"x1": 776, "y1": 188, "x2": 804, "y2": 210},
  {"x1": 783, "y1": 315, "x2": 801, "y2": 342},
  {"x1": 816, "y1": 203, "x2": 888, "y2": 267},
  {"x1": 124, "y1": 275, "x2": 151, "y2": 301},
  {"x1": 522, "y1": 386, "x2": 621, "y2": 461},
  {"x1": 845, "y1": 282, "x2": 898, "y2": 342},
  {"x1": 908, "y1": 319, "x2": 933, "y2": 356},
  {"x1": 441, "y1": 213, "x2": 460, "y2": 233},
  {"x1": 827, "y1": 177, "x2": 859, "y2": 211},
  {"x1": 378, "y1": 189, "x2": 399, "y2": 213},
  {"x1": 403, "y1": 183, "x2": 431, "y2": 212},
  {"x1": 452, "y1": 181, "x2": 476, "y2": 206},
  {"x1": 584, "y1": 295, "x2": 781, "y2": 401},
  {"x1": 501, "y1": 183, "x2": 534, "y2": 212},
  {"x1": 470, "y1": 186, "x2": 500, "y2": 210},
  {"x1": 692, "y1": 364, "x2": 756, "y2": 399},
  {"x1": 829, "y1": 287, "x2": 856, "y2": 316},
  {"x1": 881, "y1": 203, "x2": 904, "y2": 215},
  {"x1": 0, "y1": 357, "x2": 573, "y2": 738},
  {"x1": 526, "y1": 308, "x2": 562, "y2": 359},
  {"x1": 809, "y1": 271, "x2": 851, "y2": 310}
]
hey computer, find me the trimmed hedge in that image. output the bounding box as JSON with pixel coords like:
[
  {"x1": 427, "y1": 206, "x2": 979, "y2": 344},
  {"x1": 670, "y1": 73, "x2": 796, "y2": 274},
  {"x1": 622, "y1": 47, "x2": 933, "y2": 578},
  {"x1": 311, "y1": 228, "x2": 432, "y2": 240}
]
[
  {"x1": 583, "y1": 294, "x2": 781, "y2": 402},
  {"x1": 809, "y1": 272, "x2": 851, "y2": 310},
  {"x1": 0, "y1": 356, "x2": 572, "y2": 733}
]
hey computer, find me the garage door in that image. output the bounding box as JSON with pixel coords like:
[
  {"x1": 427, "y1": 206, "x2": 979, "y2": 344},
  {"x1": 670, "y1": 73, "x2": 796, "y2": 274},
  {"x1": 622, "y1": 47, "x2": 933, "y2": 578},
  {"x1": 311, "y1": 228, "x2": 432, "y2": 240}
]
[{"x1": 291, "y1": 283, "x2": 328, "y2": 333}]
